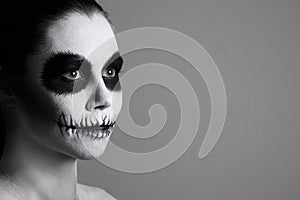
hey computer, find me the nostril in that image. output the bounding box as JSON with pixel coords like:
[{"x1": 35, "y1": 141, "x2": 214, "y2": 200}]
[
  {"x1": 94, "y1": 102, "x2": 110, "y2": 110},
  {"x1": 85, "y1": 99, "x2": 111, "y2": 111}
]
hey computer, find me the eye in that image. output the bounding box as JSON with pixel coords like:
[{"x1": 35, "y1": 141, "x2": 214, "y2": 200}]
[
  {"x1": 62, "y1": 70, "x2": 82, "y2": 81},
  {"x1": 103, "y1": 69, "x2": 116, "y2": 78}
]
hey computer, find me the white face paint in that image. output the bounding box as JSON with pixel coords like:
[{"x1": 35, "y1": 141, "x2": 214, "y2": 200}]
[{"x1": 15, "y1": 12, "x2": 123, "y2": 159}]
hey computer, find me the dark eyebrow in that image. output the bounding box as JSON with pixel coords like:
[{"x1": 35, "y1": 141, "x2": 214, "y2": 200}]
[
  {"x1": 43, "y1": 51, "x2": 91, "y2": 75},
  {"x1": 103, "y1": 52, "x2": 124, "y2": 72}
]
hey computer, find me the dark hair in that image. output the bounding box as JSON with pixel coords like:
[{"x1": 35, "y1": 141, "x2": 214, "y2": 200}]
[{"x1": 0, "y1": 0, "x2": 110, "y2": 158}]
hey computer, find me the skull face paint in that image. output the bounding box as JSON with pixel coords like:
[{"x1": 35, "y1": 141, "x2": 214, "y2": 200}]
[
  {"x1": 41, "y1": 51, "x2": 123, "y2": 95},
  {"x1": 15, "y1": 12, "x2": 123, "y2": 159},
  {"x1": 41, "y1": 52, "x2": 93, "y2": 95}
]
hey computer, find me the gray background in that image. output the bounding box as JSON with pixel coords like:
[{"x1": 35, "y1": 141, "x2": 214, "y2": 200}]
[{"x1": 78, "y1": 0, "x2": 300, "y2": 199}]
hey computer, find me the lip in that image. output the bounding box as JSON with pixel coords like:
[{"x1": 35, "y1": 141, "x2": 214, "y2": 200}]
[
  {"x1": 76, "y1": 123, "x2": 115, "y2": 131},
  {"x1": 61, "y1": 124, "x2": 115, "y2": 140},
  {"x1": 67, "y1": 125, "x2": 114, "y2": 139},
  {"x1": 54, "y1": 113, "x2": 116, "y2": 139}
]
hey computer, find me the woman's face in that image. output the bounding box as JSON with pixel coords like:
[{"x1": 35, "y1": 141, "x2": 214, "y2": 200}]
[{"x1": 14, "y1": 12, "x2": 123, "y2": 159}]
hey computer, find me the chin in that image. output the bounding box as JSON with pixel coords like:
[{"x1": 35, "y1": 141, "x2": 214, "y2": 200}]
[{"x1": 56, "y1": 131, "x2": 112, "y2": 160}]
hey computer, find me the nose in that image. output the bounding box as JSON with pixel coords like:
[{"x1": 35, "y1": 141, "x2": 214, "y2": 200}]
[{"x1": 85, "y1": 81, "x2": 111, "y2": 111}]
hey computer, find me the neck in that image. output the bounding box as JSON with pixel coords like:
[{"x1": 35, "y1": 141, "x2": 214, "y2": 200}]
[{"x1": 0, "y1": 127, "x2": 78, "y2": 200}]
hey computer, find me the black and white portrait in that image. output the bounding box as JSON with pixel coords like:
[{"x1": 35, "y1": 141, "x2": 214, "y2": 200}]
[
  {"x1": 0, "y1": 0, "x2": 121, "y2": 199},
  {"x1": 0, "y1": 0, "x2": 299, "y2": 200}
]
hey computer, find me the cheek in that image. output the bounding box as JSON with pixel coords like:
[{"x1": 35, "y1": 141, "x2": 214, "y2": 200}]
[
  {"x1": 49, "y1": 94, "x2": 74, "y2": 113},
  {"x1": 15, "y1": 77, "x2": 58, "y2": 124},
  {"x1": 112, "y1": 91, "x2": 123, "y2": 115},
  {"x1": 51, "y1": 91, "x2": 88, "y2": 120}
]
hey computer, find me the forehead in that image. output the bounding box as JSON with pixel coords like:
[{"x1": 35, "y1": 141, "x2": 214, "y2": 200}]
[{"x1": 46, "y1": 12, "x2": 118, "y2": 61}]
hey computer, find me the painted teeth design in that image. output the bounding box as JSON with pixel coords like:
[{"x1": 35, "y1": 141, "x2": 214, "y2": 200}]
[
  {"x1": 67, "y1": 128, "x2": 73, "y2": 137},
  {"x1": 62, "y1": 127, "x2": 112, "y2": 139},
  {"x1": 91, "y1": 116, "x2": 97, "y2": 126},
  {"x1": 86, "y1": 129, "x2": 111, "y2": 139},
  {"x1": 66, "y1": 128, "x2": 77, "y2": 137},
  {"x1": 54, "y1": 112, "x2": 115, "y2": 139},
  {"x1": 87, "y1": 118, "x2": 92, "y2": 127}
]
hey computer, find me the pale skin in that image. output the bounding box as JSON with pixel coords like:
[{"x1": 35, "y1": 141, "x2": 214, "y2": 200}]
[{"x1": 0, "y1": 11, "x2": 121, "y2": 200}]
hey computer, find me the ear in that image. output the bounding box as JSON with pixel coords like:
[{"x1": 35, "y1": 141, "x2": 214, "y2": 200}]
[{"x1": 0, "y1": 65, "x2": 17, "y2": 108}]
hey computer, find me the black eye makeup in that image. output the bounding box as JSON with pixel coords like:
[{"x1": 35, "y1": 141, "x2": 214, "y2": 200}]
[
  {"x1": 41, "y1": 51, "x2": 92, "y2": 95},
  {"x1": 102, "y1": 52, "x2": 123, "y2": 91}
]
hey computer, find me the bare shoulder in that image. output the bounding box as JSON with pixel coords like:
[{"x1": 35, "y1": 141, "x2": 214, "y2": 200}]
[{"x1": 77, "y1": 183, "x2": 117, "y2": 200}]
